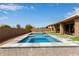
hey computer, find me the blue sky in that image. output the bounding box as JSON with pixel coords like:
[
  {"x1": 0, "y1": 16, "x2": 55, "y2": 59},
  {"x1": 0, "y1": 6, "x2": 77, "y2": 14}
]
[{"x1": 0, "y1": 3, "x2": 79, "y2": 27}]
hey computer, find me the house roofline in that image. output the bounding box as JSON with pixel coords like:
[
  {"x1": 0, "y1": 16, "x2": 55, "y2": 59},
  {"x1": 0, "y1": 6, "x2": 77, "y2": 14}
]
[{"x1": 48, "y1": 13, "x2": 79, "y2": 26}]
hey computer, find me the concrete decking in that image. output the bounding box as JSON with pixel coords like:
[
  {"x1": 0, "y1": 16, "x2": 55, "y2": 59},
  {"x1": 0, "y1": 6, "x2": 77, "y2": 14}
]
[
  {"x1": 0, "y1": 33, "x2": 79, "y2": 56},
  {"x1": 0, "y1": 32, "x2": 79, "y2": 48},
  {"x1": 1, "y1": 47, "x2": 79, "y2": 56}
]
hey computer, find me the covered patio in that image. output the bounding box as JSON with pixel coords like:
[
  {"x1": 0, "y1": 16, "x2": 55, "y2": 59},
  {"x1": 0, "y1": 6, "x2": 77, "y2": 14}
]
[
  {"x1": 64, "y1": 22, "x2": 74, "y2": 35},
  {"x1": 48, "y1": 13, "x2": 79, "y2": 37}
]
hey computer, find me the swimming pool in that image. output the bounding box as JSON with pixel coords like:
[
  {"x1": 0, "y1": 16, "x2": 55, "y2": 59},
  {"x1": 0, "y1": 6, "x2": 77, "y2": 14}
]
[{"x1": 18, "y1": 32, "x2": 60, "y2": 43}]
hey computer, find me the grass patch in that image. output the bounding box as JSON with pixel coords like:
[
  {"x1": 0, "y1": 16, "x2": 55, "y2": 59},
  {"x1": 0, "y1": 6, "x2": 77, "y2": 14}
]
[
  {"x1": 47, "y1": 32, "x2": 73, "y2": 38},
  {"x1": 70, "y1": 37, "x2": 79, "y2": 41},
  {"x1": 47, "y1": 32, "x2": 59, "y2": 35},
  {"x1": 47, "y1": 32, "x2": 79, "y2": 41}
]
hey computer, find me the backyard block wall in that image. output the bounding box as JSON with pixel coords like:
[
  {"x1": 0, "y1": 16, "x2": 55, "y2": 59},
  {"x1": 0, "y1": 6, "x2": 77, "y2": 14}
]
[
  {"x1": 31, "y1": 28, "x2": 51, "y2": 32},
  {"x1": 0, "y1": 28, "x2": 31, "y2": 43}
]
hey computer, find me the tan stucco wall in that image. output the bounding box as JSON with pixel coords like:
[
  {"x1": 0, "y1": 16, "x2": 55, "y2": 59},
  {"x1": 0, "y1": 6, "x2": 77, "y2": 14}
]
[
  {"x1": 47, "y1": 25, "x2": 57, "y2": 32},
  {"x1": 31, "y1": 28, "x2": 51, "y2": 32}
]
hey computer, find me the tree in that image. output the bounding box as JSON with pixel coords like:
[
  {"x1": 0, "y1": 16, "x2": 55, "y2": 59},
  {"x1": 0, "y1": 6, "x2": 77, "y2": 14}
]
[
  {"x1": 0, "y1": 25, "x2": 11, "y2": 28},
  {"x1": 25, "y1": 24, "x2": 33, "y2": 30},
  {"x1": 16, "y1": 24, "x2": 21, "y2": 29}
]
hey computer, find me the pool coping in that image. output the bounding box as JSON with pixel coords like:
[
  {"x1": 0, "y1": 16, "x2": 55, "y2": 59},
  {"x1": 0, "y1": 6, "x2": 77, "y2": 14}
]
[{"x1": 0, "y1": 32, "x2": 79, "y2": 48}]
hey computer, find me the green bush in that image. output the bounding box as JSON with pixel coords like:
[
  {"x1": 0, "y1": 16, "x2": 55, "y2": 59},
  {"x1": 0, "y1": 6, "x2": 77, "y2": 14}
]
[
  {"x1": 25, "y1": 24, "x2": 33, "y2": 30},
  {"x1": 0, "y1": 25, "x2": 11, "y2": 28}
]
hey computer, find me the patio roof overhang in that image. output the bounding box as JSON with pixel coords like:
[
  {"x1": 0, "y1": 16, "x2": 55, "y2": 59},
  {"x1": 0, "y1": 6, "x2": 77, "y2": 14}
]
[
  {"x1": 47, "y1": 13, "x2": 79, "y2": 27},
  {"x1": 53, "y1": 13, "x2": 79, "y2": 25}
]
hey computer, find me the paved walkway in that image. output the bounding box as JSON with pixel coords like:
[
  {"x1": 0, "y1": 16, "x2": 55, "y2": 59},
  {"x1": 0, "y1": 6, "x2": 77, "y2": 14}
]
[{"x1": 0, "y1": 47, "x2": 79, "y2": 56}]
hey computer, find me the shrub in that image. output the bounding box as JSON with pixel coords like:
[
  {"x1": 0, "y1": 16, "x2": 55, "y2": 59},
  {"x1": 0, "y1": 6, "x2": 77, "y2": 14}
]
[
  {"x1": 0, "y1": 25, "x2": 11, "y2": 28},
  {"x1": 25, "y1": 24, "x2": 33, "y2": 30}
]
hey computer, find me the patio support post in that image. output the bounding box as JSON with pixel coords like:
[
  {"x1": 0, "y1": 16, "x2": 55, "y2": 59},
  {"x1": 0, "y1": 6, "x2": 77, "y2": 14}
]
[
  {"x1": 49, "y1": 26, "x2": 52, "y2": 32},
  {"x1": 60, "y1": 23, "x2": 64, "y2": 34},
  {"x1": 75, "y1": 18, "x2": 79, "y2": 37},
  {"x1": 69, "y1": 25, "x2": 71, "y2": 34},
  {"x1": 53, "y1": 25, "x2": 56, "y2": 32},
  {"x1": 51, "y1": 27, "x2": 53, "y2": 32}
]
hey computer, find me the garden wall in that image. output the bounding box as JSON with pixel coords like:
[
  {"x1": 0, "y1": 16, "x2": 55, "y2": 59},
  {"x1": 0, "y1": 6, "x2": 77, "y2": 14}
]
[
  {"x1": 31, "y1": 28, "x2": 51, "y2": 32},
  {"x1": 0, "y1": 28, "x2": 31, "y2": 43}
]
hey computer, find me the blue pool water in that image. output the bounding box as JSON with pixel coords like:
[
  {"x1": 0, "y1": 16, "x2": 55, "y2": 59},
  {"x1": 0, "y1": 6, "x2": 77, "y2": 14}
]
[{"x1": 18, "y1": 32, "x2": 60, "y2": 43}]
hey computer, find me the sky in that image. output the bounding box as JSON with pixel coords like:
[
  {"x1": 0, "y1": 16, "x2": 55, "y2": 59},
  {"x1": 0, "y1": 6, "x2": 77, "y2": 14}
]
[{"x1": 0, "y1": 3, "x2": 79, "y2": 27}]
